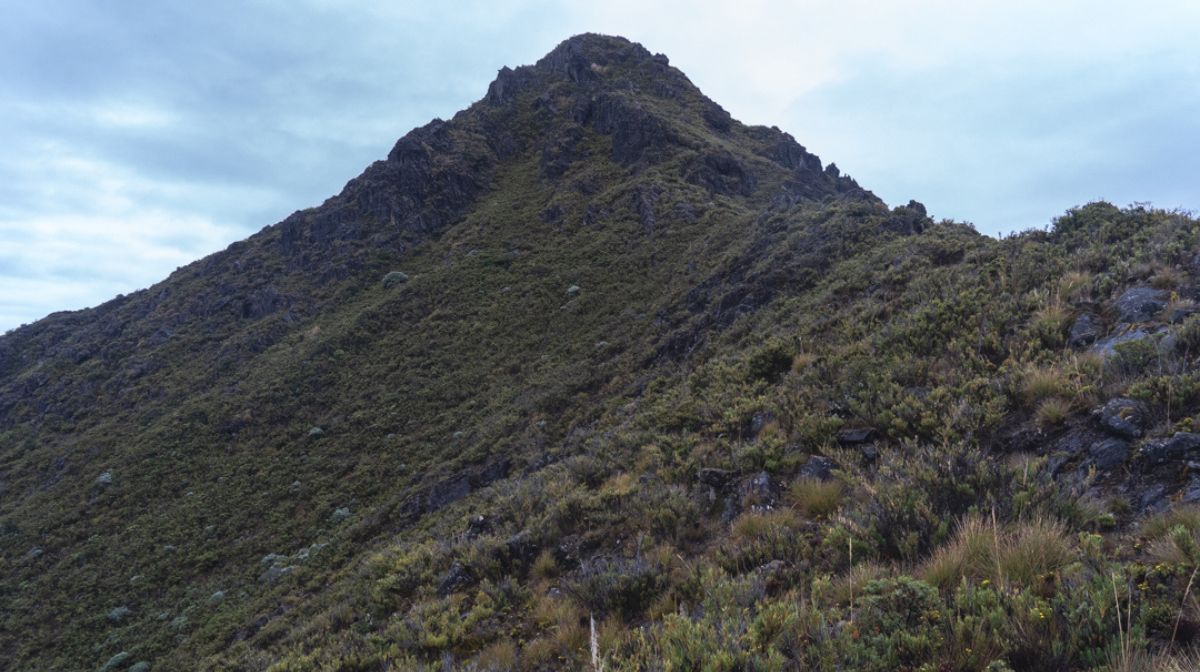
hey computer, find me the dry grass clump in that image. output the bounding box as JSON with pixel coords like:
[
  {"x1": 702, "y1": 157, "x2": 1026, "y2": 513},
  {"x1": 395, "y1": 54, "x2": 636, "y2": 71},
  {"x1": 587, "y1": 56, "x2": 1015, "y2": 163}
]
[
  {"x1": 1034, "y1": 397, "x2": 1073, "y2": 427},
  {"x1": 789, "y1": 478, "x2": 844, "y2": 519},
  {"x1": 923, "y1": 515, "x2": 1074, "y2": 590}
]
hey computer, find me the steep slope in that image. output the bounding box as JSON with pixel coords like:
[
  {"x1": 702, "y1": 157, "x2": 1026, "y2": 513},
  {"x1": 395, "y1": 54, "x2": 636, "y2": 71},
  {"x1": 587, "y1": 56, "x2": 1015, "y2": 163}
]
[{"x1": 2, "y1": 34, "x2": 1200, "y2": 672}]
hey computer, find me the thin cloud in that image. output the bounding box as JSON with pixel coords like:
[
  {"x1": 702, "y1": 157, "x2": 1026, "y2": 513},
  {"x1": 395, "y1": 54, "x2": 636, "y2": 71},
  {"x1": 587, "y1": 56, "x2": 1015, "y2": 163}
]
[{"x1": 1, "y1": 1, "x2": 1197, "y2": 330}]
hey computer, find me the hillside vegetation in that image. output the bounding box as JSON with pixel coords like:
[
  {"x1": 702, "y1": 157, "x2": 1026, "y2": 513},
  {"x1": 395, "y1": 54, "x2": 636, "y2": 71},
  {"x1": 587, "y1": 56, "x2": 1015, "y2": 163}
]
[{"x1": 2, "y1": 34, "x2": 1200, "y2": 671}]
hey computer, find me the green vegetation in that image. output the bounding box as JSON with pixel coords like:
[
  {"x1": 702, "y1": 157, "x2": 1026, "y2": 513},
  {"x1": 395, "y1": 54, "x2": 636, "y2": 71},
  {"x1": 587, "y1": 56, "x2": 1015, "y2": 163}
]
[{"x1": 2, "y1": 34, "x2": 1200, "y2": 671}]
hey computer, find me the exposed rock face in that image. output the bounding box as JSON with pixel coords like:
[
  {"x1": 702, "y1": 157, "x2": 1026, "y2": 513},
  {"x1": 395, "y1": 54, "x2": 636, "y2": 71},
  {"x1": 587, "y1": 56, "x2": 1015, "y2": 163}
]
[
  {"x1": 1141, "y1": 432, "x2": 1200, "y2": 466},
  {"x1": 1094, "y1": 398, "x2": 1150, "y2": 439},
  {"x1": 1068, "y1": 312, "x2": 1102, "y2": 347},
  {"x1": 1114, "y1": 286, "x2": 1167, "y2": 323}
]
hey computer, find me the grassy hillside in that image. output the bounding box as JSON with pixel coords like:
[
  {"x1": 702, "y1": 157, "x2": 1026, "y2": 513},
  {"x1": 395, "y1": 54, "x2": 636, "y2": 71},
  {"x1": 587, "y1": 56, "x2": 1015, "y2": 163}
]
[{"x1": 2, "y1": 34, "x2": 1200, "y2": 671}]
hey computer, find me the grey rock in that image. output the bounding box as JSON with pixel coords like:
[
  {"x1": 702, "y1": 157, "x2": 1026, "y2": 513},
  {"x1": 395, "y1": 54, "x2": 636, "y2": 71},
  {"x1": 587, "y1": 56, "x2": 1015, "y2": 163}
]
[
  {"x1": 798, "y1": 456, "x2": 835, "y2": 482},
  {"x1": 96, "y1": 471, "x2": 114, "y2": 486},
  {"x1": 99, "y1": 652, "x2": 131, "y2": 672},
  {"x1": 1115, "y1": 286, "x2": 1167, "y2": 323},
  {"x1": 1183, "y1": 477, "x2": 1200, "y2": 504},
  {"x1": 1092, "y1": 326, "x2": 1153, "y2": 357},
  {"x1": 566, "y1": 284, "x2": 582, "y2": 296},
  {"x1": 259, "y1": 565, "x2": 295, "y2": 584},
  {"x1": 1094, "y1": 398, "x2": 1150, "y2": 439},
  {"x1": 1068, "y1": 313, "x2": 1102, "y2": 347},
  {"x1": 1089, "y1": 438, "x2": 1130, "y2": 471},
  {"x1": 1139, "y1": 484, "x2": 1170, "y2": 513},
  {"x1": 106, "y1": 606, "x2": 131, "y2": 623},
  {"x1": 128, "y1": 663, "x2": 150, "y2": 672},
  {"x1": 169, "y1": 615, "x2": 188, "y2": 630},
  {"x1": 428, "y1": 473, "x2": 472, "y2": 511},
  {"x1": 837, "y1": 428, "x2": 877, "y2": 445},
  {"x1": 505, "y1": 530, "x2": 539, "y2": 567},
  {"x1": 1171, "y1": 307, "x2": 1200, "y2": 324},
  {"x1": 382, "y1": 271, "x2": 410, "y2": 288},
  {"x1": 437, "y1": 560, "x2": 476, "y2": 596},
  {"x1": 330, "y1": 507, "x2": 351, "y2": 524},
  {"x1": 697, "y1": 467, "x2": 736, "y2": 488},
  {"x1": 307, "y1": 426, "x2": 324, "y2": 438},
  {"x1": 466, "y1": 514, "x2": 491, "y2": 538},
  {"x1": 740, "y1": 471, "x2": 777, "y2": 510},
  {"x1": 1141, "y1": 432, "x2": 1200, "y2": 466},
  {"x1": 208, "y1": 590, "x2": 225, "y2": 605}
]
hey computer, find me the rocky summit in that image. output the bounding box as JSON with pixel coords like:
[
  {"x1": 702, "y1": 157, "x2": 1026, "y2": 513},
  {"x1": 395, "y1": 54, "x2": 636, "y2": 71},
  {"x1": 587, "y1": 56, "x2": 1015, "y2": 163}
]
[{"x1": 3, "y1": 33, "x2": 1200, "y2": 671}]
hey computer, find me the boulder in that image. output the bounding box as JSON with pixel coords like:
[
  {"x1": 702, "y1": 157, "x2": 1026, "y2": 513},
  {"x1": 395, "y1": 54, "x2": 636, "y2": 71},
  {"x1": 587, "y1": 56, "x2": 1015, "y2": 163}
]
[
  {"x1": 329, "y1": 507, "x2": 351, "y2": 524},
  {"x1": 1089, "y1": 438, "x2": 1130, "y2": 471},
  {"x1": 1141, "y1": 432, "x2": 1200, "y2": 466},
  {"x1": 739, "y1": 471, "x2": 777, "y2": 511},
  {"x1": 1093, "y1": 398, "x2": 1150, "y2": 439},
  {"x1": 106, "y1": 606, "x2": 131, "y2": 623},
  {"x1": 1092, "y1": 326, "x2": 1154, "y2": 358},
  {"x1": 381, "y1": 271, "x2": 410, "y2": 288},
  {"x1": 798, "y1": 456, "x2": 835, "y2": 482},
  {"x1": 1067, "y1": 313, "x2": 1102, "y2": 347},
  {"x1": 1114, "y1": 286, "x2": 1167, "y2": 323},
  {"x1": 100, "y1": 652, "x2": 131, "y2": 672}
]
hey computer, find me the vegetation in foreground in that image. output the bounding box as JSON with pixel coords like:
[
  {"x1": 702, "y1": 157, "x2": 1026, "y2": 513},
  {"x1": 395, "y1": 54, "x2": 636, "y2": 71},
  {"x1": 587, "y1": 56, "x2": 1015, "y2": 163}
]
[{"x1": 1, "y1": 34, "x2": 1199, "y2": 671}]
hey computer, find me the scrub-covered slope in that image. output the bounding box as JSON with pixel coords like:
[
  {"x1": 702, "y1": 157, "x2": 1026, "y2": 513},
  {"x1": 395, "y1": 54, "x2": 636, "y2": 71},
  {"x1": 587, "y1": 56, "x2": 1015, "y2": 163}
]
[{"x1": 2, "y1": 34, "x2": 1200, "y2": 672}]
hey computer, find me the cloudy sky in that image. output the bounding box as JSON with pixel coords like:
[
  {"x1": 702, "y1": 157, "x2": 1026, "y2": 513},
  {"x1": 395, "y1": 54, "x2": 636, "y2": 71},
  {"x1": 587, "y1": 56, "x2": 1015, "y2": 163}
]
[{"x1": 3, "y1": 1, "x2": 1198, "y2": 332}]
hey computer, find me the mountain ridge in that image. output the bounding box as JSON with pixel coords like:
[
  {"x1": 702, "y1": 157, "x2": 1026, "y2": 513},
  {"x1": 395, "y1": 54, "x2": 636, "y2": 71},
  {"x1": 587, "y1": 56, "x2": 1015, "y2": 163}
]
[{"x1": 3, "y1": 33, "x2": 1199, "y2": 672}]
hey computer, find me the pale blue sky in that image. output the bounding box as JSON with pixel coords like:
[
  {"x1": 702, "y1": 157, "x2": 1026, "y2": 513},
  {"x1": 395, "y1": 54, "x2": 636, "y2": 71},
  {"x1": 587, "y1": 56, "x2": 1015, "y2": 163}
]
[{"x1": 2, "y1": 1, "x2": 1198, "y2": 331}]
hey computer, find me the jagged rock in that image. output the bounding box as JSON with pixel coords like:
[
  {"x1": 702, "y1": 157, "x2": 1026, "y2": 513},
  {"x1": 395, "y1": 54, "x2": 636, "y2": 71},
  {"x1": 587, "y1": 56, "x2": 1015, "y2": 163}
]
[
  {"x1": 578, "y1": 93, "x2": 678, "y2": 166},
  {"x1": 96, "y1": 471, "x2": 114, "y2": 486},
  {"x1": 697, "y1": 467, "x2": 736, "y2": 488},
  {"x1": 1068, "y1": 313, "x2": 1102, "y2": 347},
  {"x1": 1093, "y1": 398, "x2": 1149, "y2": 439},
  {"x1": 1115, "y1": 286, "x2": 1167, "y2": 323},
  {"x1": 702, "y1": 102, "x2": 733, "y2": 132},
  {"x1": 382, "y1": 271, "x2": 409, "y2": 288},
  {"x1": 1141, "y1": 432, "x2": 1200, "y2": 466},
  {"x1": 882, "y1": 201, "x2": 929, "y2": 235},
  {"x1": 798, "y1": 456, "x2": 835, "y2": 482},
  {"x1": 684, "y1": 150, "x2": 756, "y2": 196},
  {"x1": 540, "y1": 126, "x2": 586, "y2": 178},
  {"x1": 437, "y1": 561, "x2": 476, "y2": 596},
  {"x1": 307, "y1": 426, "x2": 324, "y2": 438},
  {"x1": 240, "y1": 286, "x2": 287, "y2": 320},
  {"x1": 1089, "y1": 438, "x2": 1130, "y2": 471},
  {"x1": 566, "y1": 285, "x2": 582, "y2": 296},
  {"x1": 633, "y1": 186, "x2": 659, "y2": 234}
]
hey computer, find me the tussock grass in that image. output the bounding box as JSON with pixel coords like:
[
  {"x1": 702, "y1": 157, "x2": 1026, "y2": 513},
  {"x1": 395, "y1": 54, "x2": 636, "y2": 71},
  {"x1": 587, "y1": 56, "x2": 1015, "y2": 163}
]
[{"x1": 789, "y1": 478, "x2": 844, "y2": 519}]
